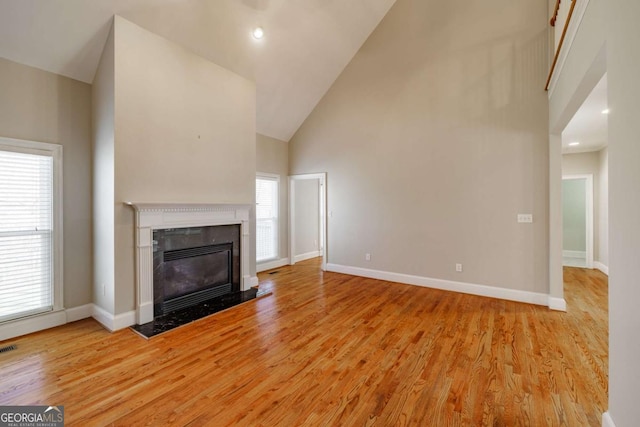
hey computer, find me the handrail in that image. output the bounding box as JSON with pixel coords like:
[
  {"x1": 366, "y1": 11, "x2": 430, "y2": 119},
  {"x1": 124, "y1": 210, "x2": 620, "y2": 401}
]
[
  {"x1": 550, "y1": 0, "x2": 562, "y2": 26},
  {"x1": 545, "y1": 0, "x2": 577, "y2": 91}
]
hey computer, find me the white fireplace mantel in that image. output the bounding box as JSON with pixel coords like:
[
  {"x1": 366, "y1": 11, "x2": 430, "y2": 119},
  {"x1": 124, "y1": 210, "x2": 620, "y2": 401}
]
[{"x1": 126, "y1": 202, "x2": 254, "y2": 324}]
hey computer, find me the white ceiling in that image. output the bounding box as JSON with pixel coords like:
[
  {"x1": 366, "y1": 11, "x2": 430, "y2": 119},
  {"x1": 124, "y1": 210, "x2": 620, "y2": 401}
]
[
  {"x1": 562, "y1": 74, "x2": 608, "y2": 154},
  {"x1": 0, "y1": 0, "x2": 396, "y2": 142}
]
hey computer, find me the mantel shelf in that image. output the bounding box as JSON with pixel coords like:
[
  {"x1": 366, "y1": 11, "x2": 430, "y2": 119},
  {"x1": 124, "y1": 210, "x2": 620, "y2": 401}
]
[{"x1": 125, "y1": 202, "x2": 252, "y2": 212}]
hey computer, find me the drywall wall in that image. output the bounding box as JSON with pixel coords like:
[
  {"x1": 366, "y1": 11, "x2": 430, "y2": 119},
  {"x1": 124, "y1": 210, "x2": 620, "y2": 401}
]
[
  {"x1": 91, "y1": 23, "x2": 115, "y2": 313},
  {"x1": 561, "y1": 179, "x2": 586, "y2": 252},
  {"x1": 289, "y1": 0, "x2": 550, "y2": 293},
  {"x1": 104, "y1": 16, "x2": 256, "y2": 315},
  {"x1": 256, "y1": 133, "x2": 289, "y2": 262},
  {"x1": 607, "y1": 0, "x2": 640, "y2": 424},
  {"x1": 597, "y1": 148, "x2": 608, "y2": 268},
  {"x1": 562, "y1": 151, "x2": 599, "y2": 175},
  {"x1": 0, "y1": 57, "x2": 92, "y2": 310},
  {"x1": 548, "y1": 0, "x2": 605, "y2": 132},
  {"x1": 293, "y1": 178, "x2": 320, "y2": 258}
]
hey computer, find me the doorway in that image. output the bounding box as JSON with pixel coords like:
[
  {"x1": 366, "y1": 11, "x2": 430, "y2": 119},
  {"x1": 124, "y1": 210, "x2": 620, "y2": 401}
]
[
  {"x1": 289, "y1": 173, "x2": 327, "y2": 271},
  {"x1": 562, "y1": 175, "x2": 593, "y2": 268}
]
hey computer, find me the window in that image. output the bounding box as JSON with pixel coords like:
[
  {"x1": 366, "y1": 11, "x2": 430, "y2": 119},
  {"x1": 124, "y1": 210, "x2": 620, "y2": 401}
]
[
  {"x1": 256, "y1": 174, "x2": 279, "y2": 262},
  {"x1": 0, "y1": 137, "x2": 62, "y2": 323}
]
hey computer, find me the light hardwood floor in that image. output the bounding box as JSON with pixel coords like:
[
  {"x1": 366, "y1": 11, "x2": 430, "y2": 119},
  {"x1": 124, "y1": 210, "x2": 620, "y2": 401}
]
[{"x1": 0, "y1": 259, "x2": 608, "y2": 426}]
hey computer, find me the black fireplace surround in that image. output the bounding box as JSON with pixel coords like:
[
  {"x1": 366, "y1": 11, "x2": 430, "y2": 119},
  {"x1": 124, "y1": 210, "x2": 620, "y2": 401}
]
[{"x1": 152, "y1": 224, "x2": 241, "y2": 317}]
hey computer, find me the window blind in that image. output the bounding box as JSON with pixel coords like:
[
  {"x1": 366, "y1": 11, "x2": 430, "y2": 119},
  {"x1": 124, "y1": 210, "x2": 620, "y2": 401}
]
[
  {"x1": 0, "y1": 149, "x2": 54, "y2": 322},
  {"x1": 256, "y1": 177, "x2": 278, "y2": 262}
]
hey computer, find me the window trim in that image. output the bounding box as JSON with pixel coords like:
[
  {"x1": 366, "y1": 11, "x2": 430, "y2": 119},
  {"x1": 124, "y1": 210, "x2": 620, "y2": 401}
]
[
  {"x1": 0, "y1": 136, "x2": 64, "y2": 321},
  {"x1": 256, "y1": 172, "x2": 279, "y2": 264}
]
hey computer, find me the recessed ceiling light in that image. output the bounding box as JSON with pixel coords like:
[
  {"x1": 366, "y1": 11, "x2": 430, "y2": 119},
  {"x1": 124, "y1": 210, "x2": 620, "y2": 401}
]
[
  {"x1": 602, "y1": 108, "x2": 610, "y2": 114},
  {"x1": 569, "y1": 142, "x2": 580, "y2": 146},
  {"x1": 252, "y1": 27, "x2": 264, "y2": 40}
]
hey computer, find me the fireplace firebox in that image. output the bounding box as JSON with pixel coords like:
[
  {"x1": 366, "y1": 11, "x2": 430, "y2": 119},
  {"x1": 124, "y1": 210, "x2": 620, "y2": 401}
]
[{"x1": 153, "y1": 224, "x2": 240, "y2": 317}]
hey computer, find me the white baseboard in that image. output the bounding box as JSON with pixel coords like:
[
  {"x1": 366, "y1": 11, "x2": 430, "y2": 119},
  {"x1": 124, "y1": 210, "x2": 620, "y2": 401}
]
[
  {"x1": 91, "y1": 304, "x2": 136, "y2": 332},
  {"x1": 326, "y1": 263, "x2": 553, "y2": 308},
  {"x1": 248, "y1": 276, "x2": 259, "y2": 287},
  {"x1": 594, "y1": 261, "x2": 609, "y2": 275},
  {"x1": 548, "y1": 297, "x2": 567, "y2": 312},
  {"x1": 602, "y1": 412, "x2": 616, "y2": 427},
  {"x1": 0, "y1": 310, "x2": 67, "y2": 342},
  {"x1": 257, "y1": 258, "x2": 290, "y2": 273},
  {"x1": 294, "y1": 251, "x2": 321, "y2": 263},
  {"x1": 91, "y1": 304, "x2": 114, "y2": 331},
  {"x1": 66, "y1": 304, "x2": 94, "y2": 322},
  {"x1": 113, "y1": 310, "x2": 136, "y2": 330},
  {"x1": 563, "y1": 250, "x2": 587, "y2": 258}
]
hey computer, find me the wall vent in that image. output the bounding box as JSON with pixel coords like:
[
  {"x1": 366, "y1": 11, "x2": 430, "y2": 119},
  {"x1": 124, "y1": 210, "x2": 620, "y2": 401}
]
[{"x1": 0, "y1": 344, "x2": 17, "y2": 354}]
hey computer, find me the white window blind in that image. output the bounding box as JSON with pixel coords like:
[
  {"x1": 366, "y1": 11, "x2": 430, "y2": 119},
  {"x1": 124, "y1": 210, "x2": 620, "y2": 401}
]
[
  {"x1": 256, "y1": 176, "x2": 278, "y2": 262},
  {"x1": 0, "y1": 147, "x2": 55, "y2": 322}
]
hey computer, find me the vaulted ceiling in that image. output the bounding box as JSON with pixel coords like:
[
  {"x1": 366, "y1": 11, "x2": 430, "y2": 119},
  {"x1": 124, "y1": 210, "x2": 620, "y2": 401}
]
[{"x1": 0, "y1": 0, "x2": 396, "y2": 141}]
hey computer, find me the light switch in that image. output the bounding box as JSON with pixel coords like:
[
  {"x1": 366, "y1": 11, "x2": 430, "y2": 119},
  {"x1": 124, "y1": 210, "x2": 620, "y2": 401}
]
[{"x1": 517, "y1": 214, "x2": 533, "y2": 223}]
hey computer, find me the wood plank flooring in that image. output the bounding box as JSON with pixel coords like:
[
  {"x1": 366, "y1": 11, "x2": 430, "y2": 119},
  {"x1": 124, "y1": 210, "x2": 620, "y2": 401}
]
[{"x1": 0, "y1": 259, "x2": 608, "y2": 426}]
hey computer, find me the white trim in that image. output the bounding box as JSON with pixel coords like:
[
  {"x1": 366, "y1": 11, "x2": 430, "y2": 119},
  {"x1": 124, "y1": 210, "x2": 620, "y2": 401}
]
[
  {"x1": 65, "y1": 304, "x2": 93, "y2": 323},
  {"x1": 257, "y1": 257, "x2": 290, "y2": 273},
  {"x1": 548, "y1": 0, "x2": 592, "y2": 96},
  {"x1": 0, "y1": 303, "x2": 139, "y2": 341},
  {"x1": 256, "y1": 171, "x2": 280, "y2": 180},
  {"x1": 294, "y1": 251, "x2": 322, "y2": 263},
  {"x1": 125, "y1": 203, "x2": 252, "y2": 325},
  {"x1": 548, "y1": 297, "x2": 567, "y2": 312},
  {"x1": 0, "y1": 310, "x2": 67, "y2": 342},
  {"x1": 326, "y1": 263, "x2": 553, "y2": 308},
  {"x1": 91, "y1": 304, "x2": 136, "y2": 332},
  {"x1": 0, "y1": 136, "x2": 64, "y2": 322},
  {"x1": 594, "y1": 261, "x2": 609, "y2": 275},
  {"x1": 248, "y1": 276, "x2": 259, "y2": 288},
  {"x1": 289, "y1": 173, "x2": 327, "y2": 271},
  {"x1": 91, "y1": 304, "x2": 114, "y2": 331},
  {"x1": 602, "y1": 412, "x2": 616, "y2": 427},
  {"x1": 563, "y1": 175, "x2": 594, "y2": 269},
  {"x1": 112, "y1": 310, "x2": 136, "y2": 331},
  {"x1": 563, "y1": 250, "x2": 586, "y2": 258}
]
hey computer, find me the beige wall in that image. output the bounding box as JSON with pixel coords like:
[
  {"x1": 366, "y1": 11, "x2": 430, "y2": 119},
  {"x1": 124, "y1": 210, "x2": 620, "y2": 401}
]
[
  {"x1": 290, "y1": 0, "x2": 550, "y2": 293},
  {"x1": 256, "y1": 133, "x2": 289, "y2": 261},
  {"x1": 562, "y1": 151, "x2": 600, "y2": 175},
  {"x1": 92, "y1": 24, "x2": 115, "y2": 313},
  {"x1": 0, "y1": 57, "x2": 93, "y2": 309},
  {"x1": 95, "y1": 16, "x2": 256, "y2": 315},
  {"x1": 608, "y1": 1, "x2": 640, "y2": 424}
]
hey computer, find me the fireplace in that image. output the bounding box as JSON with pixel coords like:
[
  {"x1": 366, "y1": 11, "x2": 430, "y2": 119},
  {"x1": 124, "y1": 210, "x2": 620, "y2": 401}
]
[
  {"x1": 153, "y1": 225, "x2": 240, "y2": 316},
  {"x1": 127, "y1": 203, "x2": 255, "y2": 324}
]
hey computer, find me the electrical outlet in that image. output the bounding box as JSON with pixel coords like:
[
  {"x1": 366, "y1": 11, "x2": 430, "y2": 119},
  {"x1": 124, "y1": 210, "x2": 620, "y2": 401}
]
[
  {"x1": 365, "y1": 253, "x2": 371, "y2": 261},
  {"x1": 456, "y1": 263, "x2": 463, "y2": 272}
]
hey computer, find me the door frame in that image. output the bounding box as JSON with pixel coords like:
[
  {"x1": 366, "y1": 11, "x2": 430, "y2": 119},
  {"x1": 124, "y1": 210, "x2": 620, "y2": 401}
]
[
  {"x1": 562, "y1": 174, "x2": 594, "y2": 269},
  {"x1": 288, "y1": 173, "x2": 327, "y2": 271}
]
